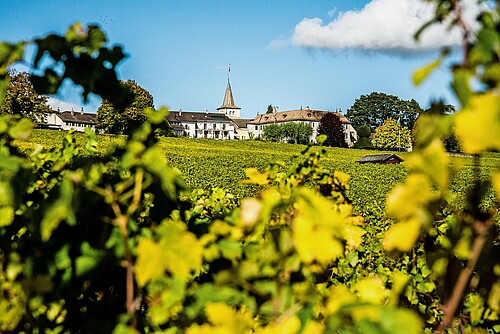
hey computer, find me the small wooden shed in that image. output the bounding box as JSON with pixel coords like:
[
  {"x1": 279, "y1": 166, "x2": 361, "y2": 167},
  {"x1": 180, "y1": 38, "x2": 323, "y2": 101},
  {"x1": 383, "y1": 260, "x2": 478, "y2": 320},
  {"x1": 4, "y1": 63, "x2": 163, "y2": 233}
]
[{"x1": 356, "y1": 153, "x2": 403, "y2": 164}]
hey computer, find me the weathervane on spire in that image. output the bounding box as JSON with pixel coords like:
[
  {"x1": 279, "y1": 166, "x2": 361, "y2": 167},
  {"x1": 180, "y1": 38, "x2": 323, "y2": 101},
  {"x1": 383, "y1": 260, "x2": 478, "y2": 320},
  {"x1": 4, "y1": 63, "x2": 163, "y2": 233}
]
[{"x1": 227, "y1": 63, "x2": 231, "y2": 81}]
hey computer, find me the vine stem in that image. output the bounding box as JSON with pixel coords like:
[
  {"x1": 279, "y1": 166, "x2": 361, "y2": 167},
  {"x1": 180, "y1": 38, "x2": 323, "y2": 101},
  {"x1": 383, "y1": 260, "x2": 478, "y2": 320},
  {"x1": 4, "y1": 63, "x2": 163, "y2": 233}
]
[
  {"x1": 108, "y1": 169, "x2": 144, "y2": 329},
  {"x1": 437, "y1": 218, "x2": 494, "y2": 332}
]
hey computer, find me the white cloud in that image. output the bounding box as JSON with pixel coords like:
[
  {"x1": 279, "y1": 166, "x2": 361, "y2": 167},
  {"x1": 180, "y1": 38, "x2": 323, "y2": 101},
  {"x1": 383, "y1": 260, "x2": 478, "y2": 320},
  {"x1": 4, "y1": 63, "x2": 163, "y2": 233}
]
[
  {"x1": 290, "y1": 0, "x2": 484, "y2": 56},
  {"x1": 266, "y1": 38, "x2": 290, "y2": 51},
  {"x1": 47, "y1": 97, "x2": 81, "y2": 112}
]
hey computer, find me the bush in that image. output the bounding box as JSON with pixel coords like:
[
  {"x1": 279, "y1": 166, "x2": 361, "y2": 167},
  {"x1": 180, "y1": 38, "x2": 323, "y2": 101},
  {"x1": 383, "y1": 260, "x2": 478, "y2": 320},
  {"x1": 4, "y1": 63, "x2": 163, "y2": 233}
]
[{"x1": 353, "y1": 136, "x2": 374, "y2": 149}]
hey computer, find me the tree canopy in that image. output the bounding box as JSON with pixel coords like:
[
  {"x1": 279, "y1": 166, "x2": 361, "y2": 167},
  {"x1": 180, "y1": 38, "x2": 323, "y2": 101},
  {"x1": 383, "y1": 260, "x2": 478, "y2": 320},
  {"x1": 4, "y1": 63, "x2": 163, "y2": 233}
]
[
  {"x1": 97, "y1": 79, "x2": 154, "y2": 134},
  {"x1": 0, "y1": 70, "x2": 51, "y2": 124},
  {"x1": 346, "y1": 92, "x2": 422, "y2": 130},
  {"x1": 263, "y1": 122, "x2": 312, "y2": 144},
  {"x1": 371, "y1": 118, "x2": 411, "y2": 150},
  {"x1": 317, "y1": 112, "x2": 345, "y2": 147}
]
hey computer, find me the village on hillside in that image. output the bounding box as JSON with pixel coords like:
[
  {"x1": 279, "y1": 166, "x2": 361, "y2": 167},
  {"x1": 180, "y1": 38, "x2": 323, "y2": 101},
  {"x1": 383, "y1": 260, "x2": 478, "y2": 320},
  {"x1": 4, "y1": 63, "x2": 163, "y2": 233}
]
[{"x1": 41, "y1": 76, "x2": 359, "y2": 146}]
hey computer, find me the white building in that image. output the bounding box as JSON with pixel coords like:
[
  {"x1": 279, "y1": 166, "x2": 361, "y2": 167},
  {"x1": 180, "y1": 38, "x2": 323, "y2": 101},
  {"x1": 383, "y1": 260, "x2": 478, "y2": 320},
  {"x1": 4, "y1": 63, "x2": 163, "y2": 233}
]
[
  {"x1": 166, "y1": 110, "x2": 235, "y2": 139},
  {"x1": 43, "y1": 108, "x2": 98, "y2": 132},
  {"x1": 248, "y1": 108, "x2": 358, "y2": 146}
]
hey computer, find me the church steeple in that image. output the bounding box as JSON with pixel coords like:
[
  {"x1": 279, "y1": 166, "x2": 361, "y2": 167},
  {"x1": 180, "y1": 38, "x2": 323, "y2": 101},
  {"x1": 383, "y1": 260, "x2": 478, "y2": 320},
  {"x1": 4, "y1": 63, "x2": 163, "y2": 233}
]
[
  {"x1": 219, "y1": 79, "x2": 238, "y2": 109},
  {"x1": 217, "y1": 66, "x2": 241, "y2": 118}
]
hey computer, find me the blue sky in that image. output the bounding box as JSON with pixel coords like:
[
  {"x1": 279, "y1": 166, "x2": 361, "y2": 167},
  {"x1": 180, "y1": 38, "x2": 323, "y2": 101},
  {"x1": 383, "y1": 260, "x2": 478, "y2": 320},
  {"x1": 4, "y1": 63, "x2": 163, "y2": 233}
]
[{"x1": 1, "y1": 0, "x2": 480, "y2": 118}]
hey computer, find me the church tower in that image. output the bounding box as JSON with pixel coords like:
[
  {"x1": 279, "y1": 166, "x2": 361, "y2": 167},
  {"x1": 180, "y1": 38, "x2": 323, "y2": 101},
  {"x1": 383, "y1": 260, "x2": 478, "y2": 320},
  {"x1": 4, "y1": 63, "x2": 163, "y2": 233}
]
[{"x1": 217, "y1": 65, "x2": 241, "y2": 119}]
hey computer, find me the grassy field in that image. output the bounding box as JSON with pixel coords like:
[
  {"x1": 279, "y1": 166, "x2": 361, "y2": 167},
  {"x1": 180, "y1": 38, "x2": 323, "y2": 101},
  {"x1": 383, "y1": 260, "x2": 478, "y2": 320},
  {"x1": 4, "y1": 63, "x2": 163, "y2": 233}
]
[{"x1": 15, "y1": 129, "x2": 498, "y2": 220}]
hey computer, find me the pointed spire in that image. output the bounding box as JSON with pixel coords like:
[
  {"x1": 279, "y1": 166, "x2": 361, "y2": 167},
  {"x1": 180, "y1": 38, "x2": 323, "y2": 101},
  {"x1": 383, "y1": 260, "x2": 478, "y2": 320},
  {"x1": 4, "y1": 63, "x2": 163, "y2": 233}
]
[{"x1": 220, "y1": 80, "x2": 238, "y2": 108}]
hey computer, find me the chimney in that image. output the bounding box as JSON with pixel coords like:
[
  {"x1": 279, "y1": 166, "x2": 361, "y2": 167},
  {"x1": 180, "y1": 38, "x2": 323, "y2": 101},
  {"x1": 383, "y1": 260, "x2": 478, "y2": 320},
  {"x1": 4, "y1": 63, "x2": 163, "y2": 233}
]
[
  {"x1": 71, "y1": 108, "x2": 74, "y2": 116},
  {"x1": 179, "y1": 108, "x2": 182, "y2": 116},
  {"x1": 57, "y1": 107, "x2": 60, "y2": 112},
  {"x1": 81, "y1": 107, "x2": 84, "y2": 115}
]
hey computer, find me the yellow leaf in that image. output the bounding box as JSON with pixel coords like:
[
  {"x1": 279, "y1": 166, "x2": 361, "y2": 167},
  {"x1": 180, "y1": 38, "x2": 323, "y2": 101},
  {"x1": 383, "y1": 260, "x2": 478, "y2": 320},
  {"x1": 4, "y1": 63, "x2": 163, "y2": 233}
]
[
  {"x1": 389, "y1": 272, "x2": 410, "y2": 305},
  {"x1": 257, "y1": 315, "x2": 301, "y2": 334},
  {"x1": 354, "y1": 276, "x2": 389, "y2": 304},
  {"x1": 302, "y1": 321, "x2": 324, "y2": 334},
  {"x1": 408, "y1": 138, "x2": 449, "y2": 190},
  {"x1": 413, "y1": 56, "x2": 442, "y2": 86},
  {"x1": 343, "y1": 224, "x2": 366, "y2": 250},
  {"x1": 386, "y1": 174, "x2": 437, "y2": 224},
  {"x1": 455, "y1": 93, "x2": 500, "y2": 153},
  {"x1": 242, "y1": 168, "x2": 269, "y2": 185},
  {"x1": 383, "y1": 218, "x2": 421, "y2": 252},
  {"x1": 334, "y1": 170, "x2": 350, "y2": 187},
  {"x1": 135, "y1": 239, "x2": 166, "y2": 287},
  {"x1": 293, "y1": 190, "x2": 345, "y2": 264},
  {"x1": 0, "y1": 206, "x2": 14, "y2": 227},
  {"x1": 201, "y1": 303, "x2": 254, "y2": 334},
  {"x1": 158, "y1": 221, "x2": 203, "y2": 280},
  {"x1": 326, "y1": 285, "x2": 356, "y2": 315}
]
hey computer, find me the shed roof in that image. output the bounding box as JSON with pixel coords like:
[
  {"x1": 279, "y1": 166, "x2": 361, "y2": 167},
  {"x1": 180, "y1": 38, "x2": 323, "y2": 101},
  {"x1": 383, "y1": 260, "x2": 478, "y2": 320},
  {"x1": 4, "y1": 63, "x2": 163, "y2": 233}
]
[{"x1": 356, "y1": 154, "x2": 404, "y2": 164}]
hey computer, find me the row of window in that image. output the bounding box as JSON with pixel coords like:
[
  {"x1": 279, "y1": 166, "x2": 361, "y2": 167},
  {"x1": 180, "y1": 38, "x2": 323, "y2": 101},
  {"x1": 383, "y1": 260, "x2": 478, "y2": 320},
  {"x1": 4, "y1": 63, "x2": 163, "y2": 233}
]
[{"x1": 65, "y1": 122, "x2": 95, "y2": 128}]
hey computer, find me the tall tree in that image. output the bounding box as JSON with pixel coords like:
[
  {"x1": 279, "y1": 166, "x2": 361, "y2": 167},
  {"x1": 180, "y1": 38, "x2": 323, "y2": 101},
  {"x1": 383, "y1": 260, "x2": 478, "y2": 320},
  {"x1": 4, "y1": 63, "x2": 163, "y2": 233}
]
[
  {"x1": 266, "y1": 104, "x2": 274, "y2": 114},
  {"x1": 97, "y1": 79, "x2": 154, "y2": 134},
  {"x1": 346, "y1": 92, "x2": 422, "y2": 130},
  {"x1": 317, "y1": 112, "x2": 345, "y2": 147},
  {"x1": 0, "y1": 70, "x2": 51, "y2": 124},
  {"x1": 371, "y1": 118, "x2": 411, "y2": 150}
]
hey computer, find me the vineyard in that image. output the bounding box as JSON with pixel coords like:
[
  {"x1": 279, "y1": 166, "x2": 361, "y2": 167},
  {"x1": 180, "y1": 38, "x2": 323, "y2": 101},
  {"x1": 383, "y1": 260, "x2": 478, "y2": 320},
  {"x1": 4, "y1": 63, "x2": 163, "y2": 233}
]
[
  {"x1": 16, "y1": 129, "x2": 498, "y2": 217},
  {"x1": 2, "y1": 5, "x2": 500, "y2": 332}
]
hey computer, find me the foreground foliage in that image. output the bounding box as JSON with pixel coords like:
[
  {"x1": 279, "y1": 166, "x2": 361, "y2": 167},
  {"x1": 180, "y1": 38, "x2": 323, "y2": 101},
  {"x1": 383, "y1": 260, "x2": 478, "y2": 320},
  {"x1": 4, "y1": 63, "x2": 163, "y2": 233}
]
[{"x1": 1, "y1": 1, "x2": 500, "y2": 332}]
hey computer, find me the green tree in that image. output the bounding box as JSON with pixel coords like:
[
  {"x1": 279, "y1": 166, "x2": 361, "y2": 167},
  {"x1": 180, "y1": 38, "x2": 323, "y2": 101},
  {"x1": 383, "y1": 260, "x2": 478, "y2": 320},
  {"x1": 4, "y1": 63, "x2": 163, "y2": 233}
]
[
  {"x1": 262, "y1": 123, "x2": 283, "y2": 142},
  {"x1": 266, "y1": 104, "x2": 273, "y2": 114},
  {"x1": 371, "y1": 118, "x2": 411, "y2": 150},
  {"x1": 346, "y1": 92, "x2": 422, "y2": 130},
  {"x1": 0, "y1": 70, "x2": 51, "y2": 124},
  {"x1": 353, "y1": 124, "x2": 374, "y2": 149},
  {"x1": 97, "y1": 79, "x2": 154, "y2": 134},
  {"x1": 317, "y1": 112, "x2": 345, "y2": 147},
  {"x1": 281, "y1": 122, "x2": 313, "y2": 144}
]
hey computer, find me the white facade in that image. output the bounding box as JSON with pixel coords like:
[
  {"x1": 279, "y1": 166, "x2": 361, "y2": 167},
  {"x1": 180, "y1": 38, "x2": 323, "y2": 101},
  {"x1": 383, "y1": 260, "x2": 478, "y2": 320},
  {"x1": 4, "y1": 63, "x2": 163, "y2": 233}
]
[
  {"x1": 167, "y1": 111, "x2": 235, "y2": 140},
  {"x1": 44, "y1": 110, "x2": 98, "y2": 132}
]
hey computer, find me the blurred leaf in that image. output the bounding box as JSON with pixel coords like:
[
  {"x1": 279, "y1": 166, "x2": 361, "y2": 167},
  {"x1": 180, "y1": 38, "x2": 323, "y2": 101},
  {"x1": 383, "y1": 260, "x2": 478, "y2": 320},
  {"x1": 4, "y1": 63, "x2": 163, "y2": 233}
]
[
  {"x1": 383, "y1": 218, "x2": 421, "y2": 252},
  {"x1": 0, "y1": 206, "x2": 14, "y2": 227},
  {"x1": 454, "y1": 92, "x2": 500, "y2": 153},
  {"x1": 158, "y1": 221, "x2": 203, "y2": 279},
  {"x1": 7, "y1": 117, "x2": 33, "y2": 140},
  {"x1": 379, "y1": 308, "x2": 423, "y2": 334},
  {"x1": 354, "y1": 276, "x2": 388, "y2": 304},
  {"x1": 386, "y1": 174, "x2": 437, "y2": 224},
  {"x1": 413, "y1": 56, "x2": 442, "y2": 86},
  {"x1": 243, "y1": 167, "x2": 269, "y2": 185},
  {"x1": 451, "y1": 69, "x2": 473, "y2": 107},
  {"x1": 293, "y1": 189, "x2": 344, "y2": 264},
  {"x1": 135, "y1": 239, "x2": 165, "y2": 287}
]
